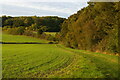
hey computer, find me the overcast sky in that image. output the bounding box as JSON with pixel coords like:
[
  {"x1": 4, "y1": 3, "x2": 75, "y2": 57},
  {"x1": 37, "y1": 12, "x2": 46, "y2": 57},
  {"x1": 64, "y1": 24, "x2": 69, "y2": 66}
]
[{"x1": 0, "y1": 0, "x2": 89, "y2": 18}]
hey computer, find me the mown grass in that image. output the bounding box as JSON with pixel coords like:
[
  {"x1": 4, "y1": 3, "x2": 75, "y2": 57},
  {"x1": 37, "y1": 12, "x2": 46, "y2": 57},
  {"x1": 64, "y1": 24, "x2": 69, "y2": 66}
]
[
  {"x1": 2, "y1": 44, "x2": 74, "y2": 78},
  {"x1": 2, "y1": 44, "x2": 118, "y2": 78},
  {"x1": 3, "y1": 44, "x2": 105, "y2": 78},
  {"x1": 2, "y1": 32, "x2": 119, "y2": 78}
]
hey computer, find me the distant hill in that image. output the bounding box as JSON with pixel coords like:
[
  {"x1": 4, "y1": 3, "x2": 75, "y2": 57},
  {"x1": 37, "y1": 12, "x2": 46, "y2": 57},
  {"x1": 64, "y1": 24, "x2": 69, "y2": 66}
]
[{"x1": 2, "y1": 16, "x2": 65, "y2": 32}]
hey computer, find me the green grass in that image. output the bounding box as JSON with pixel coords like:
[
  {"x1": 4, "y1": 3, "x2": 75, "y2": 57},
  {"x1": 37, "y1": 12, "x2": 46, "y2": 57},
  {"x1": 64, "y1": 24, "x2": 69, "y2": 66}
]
[
  {"x1": 2, "y1": 44, "x2": 74, "y2": 78},
  {"x1": 32, "y1": 31, "x2": 56, "y2": 37},
  {"x1": 2, "y1": 33, "x2": 48, "y2": 43},
  {"x1": 57, "y1": 45, "x2": 119, "y2": 78},
  {"x1": 2, "y1": 44, "x2": 118, "y2": 78},
  {"x1": 44, "y1": 32, "x2": 56, "y2": 36},
  {"x1": 2, "y1": 32, "x2": 119, "y2": 78}
]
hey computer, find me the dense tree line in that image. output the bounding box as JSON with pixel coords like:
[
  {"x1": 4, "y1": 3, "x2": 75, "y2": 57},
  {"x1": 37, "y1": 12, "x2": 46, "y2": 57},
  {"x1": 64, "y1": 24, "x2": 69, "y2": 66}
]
[
  {"x1": 59, "y1": 2, "x2": 119, "y2": 55},
  {"x1": 2, "y1": 16, "x2": 65, "y2": 32},
  {"x1": 0, "y1": 17, "x2": 2, "y2": 27},
  {"x1": 1, "y1": 16, "x2": 65, "y2": 42}
]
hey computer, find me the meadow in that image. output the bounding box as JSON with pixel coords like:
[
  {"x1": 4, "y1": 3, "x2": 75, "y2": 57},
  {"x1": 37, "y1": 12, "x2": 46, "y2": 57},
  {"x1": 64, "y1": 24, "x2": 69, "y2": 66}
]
[
  {"x1": 2, "y1": 33, "x2": 48, "y2": 43},
  {"x1": 44, "y1": 32, "x2": 56, "y2": 36},
  {"x1": 2, "y1": 31, "x2": 119, "y2": 78},
  {"x1": 32, "y1": 31, "x2": 56, "y2": 37}
]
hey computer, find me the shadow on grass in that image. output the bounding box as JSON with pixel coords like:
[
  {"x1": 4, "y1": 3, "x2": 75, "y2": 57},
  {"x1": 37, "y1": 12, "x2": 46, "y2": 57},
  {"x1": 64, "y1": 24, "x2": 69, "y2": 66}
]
[{"x1": 0, "y1": 42, "x2": 57, "y2": 44}]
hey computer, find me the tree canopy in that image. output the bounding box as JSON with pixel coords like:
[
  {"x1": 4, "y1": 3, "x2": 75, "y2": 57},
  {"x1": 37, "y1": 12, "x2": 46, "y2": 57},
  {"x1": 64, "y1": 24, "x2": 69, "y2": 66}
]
[
  {"x1": 60, "y1": 2, "x2": 119, "y2": 54},
  {"x1": 2, "y1": 16, "x2": 65, "y2": 32}
]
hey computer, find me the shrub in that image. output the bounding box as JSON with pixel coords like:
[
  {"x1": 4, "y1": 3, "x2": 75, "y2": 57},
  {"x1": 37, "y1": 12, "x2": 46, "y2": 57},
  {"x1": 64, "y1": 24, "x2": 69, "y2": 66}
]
[
  {"x1": 2, "y1": 26, "x2": 12, "y2": 30},
  {"x1": 48, "y1": 42, "x2": 54, "y2": 44},
  {"x1": 17, "y1": 27, "x2": 25, "y2": 35},
  {"x1": 45, "y1": 34, "x2": 56, "y2": 41},
  {"x1": 23, "y1": 30, "x2": 33, "y2": 36},
  {"x1": 6, "y1": 27, "x2": 25, "y2": 35},
  {"x1": 37, "y1": 29, "x2": 43, "y2": 35}
]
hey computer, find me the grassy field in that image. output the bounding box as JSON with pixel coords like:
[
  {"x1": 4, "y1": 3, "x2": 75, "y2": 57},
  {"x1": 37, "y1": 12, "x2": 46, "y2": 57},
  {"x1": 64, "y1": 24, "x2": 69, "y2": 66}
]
[
  {"x1": 3, "y1": 44, "x2": 74, "y2": 78},
  {"x1": 2, "y1": 33, "x2": 48, "y2": 43},
  {"x1": 2, "y1": 32, "x2": 119, "y2": 78},
  {"x1": 32, "y1": 31, "x2": 56, "y2": 37},
  {"x1": 44, "y1": 32, "x2": 56, "y2": 36}
]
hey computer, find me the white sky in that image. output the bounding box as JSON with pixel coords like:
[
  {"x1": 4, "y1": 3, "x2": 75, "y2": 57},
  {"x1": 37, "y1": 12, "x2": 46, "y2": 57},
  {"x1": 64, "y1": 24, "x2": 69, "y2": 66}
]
[{"x1": 0, "y1": 0, "x2": 90, "y2": 18}]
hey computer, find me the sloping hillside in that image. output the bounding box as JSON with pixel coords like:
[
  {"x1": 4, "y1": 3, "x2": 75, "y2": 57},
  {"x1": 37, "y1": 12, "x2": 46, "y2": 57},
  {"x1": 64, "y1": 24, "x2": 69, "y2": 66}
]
[{"x1": 60, "y1": 2, "x2": 119, "y2": 55}]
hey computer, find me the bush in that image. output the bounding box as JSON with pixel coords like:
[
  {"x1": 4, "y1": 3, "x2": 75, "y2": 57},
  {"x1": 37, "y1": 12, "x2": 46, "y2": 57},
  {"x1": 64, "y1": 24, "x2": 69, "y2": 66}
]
[
  {"x1": 48, "y1": 42, "x2": 54, "y2": 44},
  {"x1": 3, "y1": 26, "x2": 12, "y2": 30},
  {"x1": 45, "y1": 34, "x2": 56, "y2": 41},
  {"x1": 37, "y1": 29, "x2": 43, "y2": 35},
  {"x1": 5, "y1": 27, "x2": 25, "y2": 35},
  {"x1": 38, "y1": 33, "x2": 46, "y2": 39},
  {"x1": 17, "y1": 27, "x2": 25, "y2": 35},
  {"x1": 23, "y1": 30, "x2": 33, "y2": 36}
]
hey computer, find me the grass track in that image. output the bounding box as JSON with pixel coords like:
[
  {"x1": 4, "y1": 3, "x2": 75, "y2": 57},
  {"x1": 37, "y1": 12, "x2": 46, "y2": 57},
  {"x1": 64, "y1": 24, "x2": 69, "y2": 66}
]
[{"x1": 56, "y1": 44, "x2": 119, "y2": 78}]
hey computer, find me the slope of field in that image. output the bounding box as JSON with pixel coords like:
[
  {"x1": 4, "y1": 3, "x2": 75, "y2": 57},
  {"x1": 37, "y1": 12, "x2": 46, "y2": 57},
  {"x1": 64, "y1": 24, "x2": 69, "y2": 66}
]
[
  {"x1": 2, "y1": 44, "x2": 119, "y2": 78},
  {"x1": 2, "y1": 44, "x2": 73, "y2": 78},
  {"x1": 2, "y1": 44, "x2": 101, "y2": 78},
  {"x1": 31, "y1": 31, "x2": 56, "y2": 37},
  {"x1": 57, "y1": 45, "x2": 119, "y2": 78},
  {"x1": 2, "y1": 33, "x2": 119, "y2": 78},
  {"x1": 2, "y1": 33, "x2": 48, "y2": 43}
]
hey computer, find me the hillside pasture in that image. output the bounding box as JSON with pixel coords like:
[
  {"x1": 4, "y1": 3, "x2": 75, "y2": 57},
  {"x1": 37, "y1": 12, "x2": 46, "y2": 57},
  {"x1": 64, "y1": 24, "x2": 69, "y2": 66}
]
[
  {"x1": 44, "y1": 32, "x2": 56, "y2": 36},
  {"x1": 2, "y1": 44, "x2": 118, "y2": 78},
  {"x1": 2, "y1": 32, "x2": 119, "y2": 78},
  {"x1": 2, "y1": 33, "x2": 48, "y2": 43}
]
